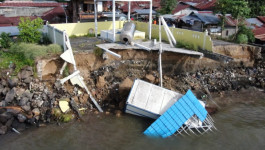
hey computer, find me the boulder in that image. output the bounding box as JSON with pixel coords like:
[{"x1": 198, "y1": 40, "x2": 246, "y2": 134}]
[
  {"x1": 119, "y1": 77, "x2": 133, "y2": 93},
  {"x1": 96, "y1": 76, "x2": 106, "y2": 88},
  {"x1": 17, "y1": 114, "x2": 27, "y2": 123},
  {"x1": 0, "y1": 112, "x2": 13, "y2": 123},
  {"x1": 11, "y1": 119, "x2": 26, "y2": 132},
  {"x1": 32, "y1": 108, "x2": 40, "y2": 116},
  {"x1": 19, "y1": 97, "x2": 29, "y2": 106},
  {"x1": 7, "y1": 77, "x2": 19, "y2": 88},
  {"x1": 22, "y1": 105, "x2": 31, "y2": 112},
  {"x1": 5, "y1": 88, "x2": 16, "y2": 103},
  {"x1": 19, "y1": 67, "x2": 33, "y2": 80},
  {"x1": 145, "y1": 74, "x2": 156, "y2": 83}
]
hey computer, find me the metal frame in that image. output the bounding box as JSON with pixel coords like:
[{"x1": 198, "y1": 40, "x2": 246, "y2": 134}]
[{"x1": 94, "y1": 0, "x2": 153, "y2": 42}]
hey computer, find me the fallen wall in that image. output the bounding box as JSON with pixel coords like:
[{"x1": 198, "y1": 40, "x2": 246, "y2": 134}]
[
  {"x1": 49, "y1": 21, "x2": 125, "y2": 36},
  {"x1": 134, "y1": 21, "x2": 213, "y2": 51}
]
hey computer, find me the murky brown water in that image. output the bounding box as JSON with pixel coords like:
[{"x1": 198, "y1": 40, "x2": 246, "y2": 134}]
[{"x1": 1, "y1": 90, "x2": 265, "y2": 150}]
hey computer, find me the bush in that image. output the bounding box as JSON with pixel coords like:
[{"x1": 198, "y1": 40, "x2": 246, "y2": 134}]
[
  {"x1": 9, "y1": 43, "x2": 62, "y2": 59},
  {"x1": 18, "y1": 17, "x2": 43, "y2": 43},
  {"x1": 237, "y1": 25, "x2": 255, "y2": 43},
  {"x1": 0, "y1": 32, "x2": 12, "y2": 48},
  {"x1": 236, "y1": 34, "x2": 248, "y2": 44},
  {"x1": 93, "y1": 47, "x2": 103, "y2": 57}
]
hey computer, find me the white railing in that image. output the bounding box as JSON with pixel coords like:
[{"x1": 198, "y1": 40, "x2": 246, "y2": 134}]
[{"x1": 46, "y1": 24, "x2": 66, "y2": 50}]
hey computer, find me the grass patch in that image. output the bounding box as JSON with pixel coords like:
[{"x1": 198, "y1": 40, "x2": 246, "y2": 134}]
[
  {"x1": 0, "y1": 43, "x2": 62, "y2": 74},
  {"x1": 176, "y1": 41, "x2": 198, "y2": 51},
  {"x1": 69, "y1": 35, "x2": 78, "y2": 38},
  {"x1": 9, "y1": 43, "x2": 62, "y2": 59},
  {"x1": 0, "y1": 51, "x2": 34, "y2": 74}
]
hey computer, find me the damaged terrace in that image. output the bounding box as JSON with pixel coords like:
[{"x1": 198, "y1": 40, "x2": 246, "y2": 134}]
[{"x1": 37, "y1": 0, "x2": 261, "y2": 138}]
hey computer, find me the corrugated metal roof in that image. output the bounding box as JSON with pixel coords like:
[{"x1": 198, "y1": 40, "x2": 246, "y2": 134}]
[
  {"x1": 253, "y1": 27, "x2": 265, "y2": 41},
  {"x1": 134, "y1": 9, "x2": 156, "y2": 15},
  {"x1": 257, "y1": 16, "x2": 265, "y2": 24},
  {"x1": 182, "y1": 12, "x2": 219, "y2": 25},
  {"x1": 0, "y1": 1, "x2": 61, "y2": 7},
  {"x1": 246, "y1": 18, "x2": 263, "y2": 28}
]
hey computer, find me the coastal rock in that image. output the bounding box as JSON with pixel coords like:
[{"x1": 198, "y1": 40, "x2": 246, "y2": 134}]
[
  {"x1": 5, "y1": 88, "x2": 16, "y2": 103},
  {"x1": 17, "y1": 114, "x2": 27, "y2": 123},
  {"x1": 32, "y1": 108, "x2": 40, "y2": 116},
  {"x1": 0, "y1": 112, "x2": 13, "y2": 123},
  {"x1": 19, "y1": 67, "x2": 33, "y2": 80},
  {"x1": 11, "y1": 119, "x2": 26, "y2": 132},
  {"x1": 22, "y1": 105, "x2": 31, "y2": 112},
  {"x1": 7, "y1": 77, "x2": 18, "y2": 88},
  {"x1": 19, "y1": 97, "x2": 29, "y2": 106},
  {"x1": 0, "y1": 101, "x2": 6, "y2": 107}
]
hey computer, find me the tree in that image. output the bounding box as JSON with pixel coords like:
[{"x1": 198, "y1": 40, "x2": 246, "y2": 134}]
[
  {"x1": 160, "y1": 0, "x2": 177, "y2": 15},
  {"x1": 215, "y1": 0, "x2": 231, "y2": 37},
  {"x1": 230, "y1": 0, "x2": 250, "y2": 33},
  {"x1": 215, "y1": 0, "x2": 250, "y2": 37},
  {"x1": 18, "y1": 17, "x2": 43, "y2": 43},
  {"x1": 246, "y1": 0, "x2": 265, "y2": 17}
]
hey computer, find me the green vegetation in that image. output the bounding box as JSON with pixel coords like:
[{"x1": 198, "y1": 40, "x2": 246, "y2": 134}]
[
  {"x1": 63, "y1": 65, "x2": 70, "y2": 77},
  {"x1": 0, "y1": 32, "x2": 13, "y2": 48},
  {"x1": 69, "y1": 34, "x2": 78, "y2": 38},
  {"x1": 247, "y1": 0, "x2": 265, "y2": 17},
  {"x1": 236, "y1": 25, "x2": 255, "y2": 43},
  {"x1": 176, "y1": 41, "x2": 198, "y2": 51},
  {"x1": 236, "y1": 34, "x2": 248, "y2": 44},
  {"x1": 159, "y1": 0, "x2": 177, "y2": 14},
  {"x1": 215, "y1": 0, "x2": 250, "y2": 35},
  {"x1": 93, "y1": 47, "x2": 103, "y2": 57},
  {"x1": 18, "y1": 17, "x2": 43, "y2": 43},
  {"x1": 0, "y1": 51, "x2": 34, "y2": 74},
  {"x1": 9, "y1": 43, "x2": 62, "y2": 59},
  {"x1": 0, "y1": 43, "x2": 62, "y2": 74}
]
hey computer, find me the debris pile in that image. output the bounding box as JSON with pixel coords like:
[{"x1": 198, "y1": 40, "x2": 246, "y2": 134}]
[{"x1": 0, "y1": 66, "x2": 94, "y2": 135}]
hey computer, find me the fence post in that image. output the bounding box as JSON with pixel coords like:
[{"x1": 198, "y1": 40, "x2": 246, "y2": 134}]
[
  {"x1": 63, "y1": 30, "x2": 66, "y2": 51},
  {"x1": 53, "y1": 26, "x2": 56, "y2": 44},
  {"x1": 203, "y1": 30, "x2": 208, "y2": 50}
]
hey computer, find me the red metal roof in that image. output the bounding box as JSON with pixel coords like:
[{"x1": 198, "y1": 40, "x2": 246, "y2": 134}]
[
  {"x1": 194, "y1": 0, "x2": 216, "y2": 10},
  {"x1": 8, "y1": 16, "x2": 38, "y2": 26},
  {"x1": 257, "y1": 16, "x2": 265, "y2": 24},
  {"x1": 42, "y1": 6, "x2": 65, "y2": 23},
  {"x1": 120, "y1": 0, "x2": 161, "y2": 13},
  {"x1": 0, "y1": 15, "x2": 12, "y2": 26},
  {"x1": 253, "y1": 27, "x2": 265, "y2": 41},
  {"x1": 172, "y1": 3, "x2": 190, "y2": 14},
  {"x1": 0, "y1": 1, "x2": 61, "y2": 7}
]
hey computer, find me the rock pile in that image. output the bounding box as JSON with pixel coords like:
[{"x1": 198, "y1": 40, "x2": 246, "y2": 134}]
[{"x1": 0, "y1": 66, "x2": 93, "y2": 135}]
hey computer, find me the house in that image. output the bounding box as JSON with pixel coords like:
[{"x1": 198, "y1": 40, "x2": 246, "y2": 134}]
[
  {"x1": 251, "y1": 16, "x2": 265, "y2": 44},
  {"x1": 173, "y1": 0, "x2": 216, "y2": 16},
  {"x1": 180, "y1": 12, "x2": 220, "y2": 32},
  {"x1": 0, "y1": 1, "x2": 66, "y2": 26}
]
